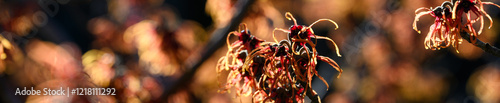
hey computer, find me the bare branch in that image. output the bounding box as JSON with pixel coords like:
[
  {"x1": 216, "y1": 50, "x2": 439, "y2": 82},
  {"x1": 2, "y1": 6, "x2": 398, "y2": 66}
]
[
  {"x1": 160, "y1": 0, "x2": 256, "y2": 100},
  {"x1": 459, "y1": 31, "x2": 500, "y2": 57}
]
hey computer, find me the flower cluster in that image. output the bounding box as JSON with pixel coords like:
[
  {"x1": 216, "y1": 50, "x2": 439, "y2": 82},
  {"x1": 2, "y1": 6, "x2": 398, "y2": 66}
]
[
  {"x1": 413, "y1": 0, "x2": 500, "y2": 52},
  {"x1": 217, "y1": 12, "x2": 343, "y2": 102}
]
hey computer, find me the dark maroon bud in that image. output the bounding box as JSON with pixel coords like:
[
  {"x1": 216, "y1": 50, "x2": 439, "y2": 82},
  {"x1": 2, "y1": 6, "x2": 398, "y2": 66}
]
[
  {"x1": 237, "y1": 50, "x2": 248, "y2": 62},
  {"x1": 276, "y1": 45, "x2": 288, "y2": 57},
  {"x1": 239, "y1": 30, "x2": 251, "y2": 43},
  {"x1": 433, "y1": 6, "x2": 444, "y2": 17}
]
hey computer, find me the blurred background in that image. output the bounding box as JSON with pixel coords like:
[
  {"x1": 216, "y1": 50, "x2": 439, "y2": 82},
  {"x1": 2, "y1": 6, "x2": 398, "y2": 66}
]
[{"x1": 1, "y1": 0, "x2": 500, "y2": 102}]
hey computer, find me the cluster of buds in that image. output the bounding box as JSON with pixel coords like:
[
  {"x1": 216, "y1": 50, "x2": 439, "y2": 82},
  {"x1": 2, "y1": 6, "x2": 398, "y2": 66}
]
[
  {"x1": 216, "y1": 12, "x2": 343, "y2": 102},
  {"x1": 413, "y1": 0, "x2": 500, "y2": 52}
]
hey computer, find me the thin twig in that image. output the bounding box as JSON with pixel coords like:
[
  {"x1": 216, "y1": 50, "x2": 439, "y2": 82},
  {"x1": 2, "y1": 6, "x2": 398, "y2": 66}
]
[
  {"x1": 459, "y1": 31, "x2": 500, "y2": 57},
  {"x1": 298, "y1": 81, "x2": 321, "y2": 103},
  {"x1": 160, "y1": 0, "x2": 256, "y2": 100},
  {"x1": 306, "y1": 86, "x2": 321, "y2": 103}
]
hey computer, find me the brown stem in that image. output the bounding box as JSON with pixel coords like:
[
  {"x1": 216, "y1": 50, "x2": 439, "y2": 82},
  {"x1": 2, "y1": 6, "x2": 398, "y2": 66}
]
[
  {"x1": 160, "y1": 0, "x2": 256, "y2": 100},
  {"x1": 305, "y1": 84, "x2": 321, "y2": 103},
  {"x1": 459, "y1": 31, "x2": 500, "y2": 57}
]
